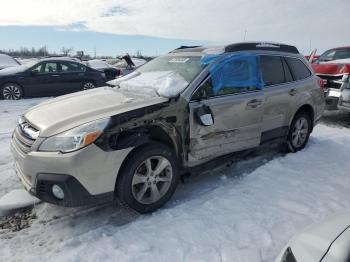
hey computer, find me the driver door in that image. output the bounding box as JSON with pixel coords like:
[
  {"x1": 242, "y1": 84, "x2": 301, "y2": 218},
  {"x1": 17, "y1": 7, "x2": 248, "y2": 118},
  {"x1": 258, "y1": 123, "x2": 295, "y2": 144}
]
[
  {"x1": 188, "y1": 77, "x2": 264, "y2": 166},
  {"x1": 24, "y1": 62, "x2": 60, "y2": 97}
]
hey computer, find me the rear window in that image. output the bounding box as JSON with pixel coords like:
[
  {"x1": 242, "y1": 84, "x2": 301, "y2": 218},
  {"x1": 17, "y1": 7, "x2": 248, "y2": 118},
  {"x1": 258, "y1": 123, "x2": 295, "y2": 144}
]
[
  {"x1": 260, "y1": 56, "x2": 285, "y2": 86},
  {"x1": 285, "y1": 57, "x2": 311, "y2": 81}
]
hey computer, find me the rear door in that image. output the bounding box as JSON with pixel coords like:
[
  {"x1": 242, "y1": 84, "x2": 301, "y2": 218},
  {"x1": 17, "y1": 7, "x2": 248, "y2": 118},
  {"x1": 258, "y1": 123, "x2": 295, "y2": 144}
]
[
  {"x1": 188, "y1": 59, "x2": 264, "y2": 166},
  {"x1": 260, "y1": 55, "x2": 313, "y2": 140},
  {"x1": 56, "y1": 62, "x2": 87, "y2": 95},
  {"x1": 260, "y1": 55, "x2": 295, "y2": 138}
]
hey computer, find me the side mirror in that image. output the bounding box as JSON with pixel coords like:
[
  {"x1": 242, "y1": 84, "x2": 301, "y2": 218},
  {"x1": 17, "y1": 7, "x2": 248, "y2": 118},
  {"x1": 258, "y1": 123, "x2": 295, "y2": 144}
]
[{"x1": 196, "y1": 104, "x2": 214, "y2": 126}]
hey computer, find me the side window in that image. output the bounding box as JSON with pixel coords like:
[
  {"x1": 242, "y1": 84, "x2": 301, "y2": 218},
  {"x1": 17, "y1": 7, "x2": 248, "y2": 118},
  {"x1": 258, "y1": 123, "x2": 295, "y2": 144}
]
[
  {"x1": 44, "y1": 62, "x2": 58, "y2": 73},
  {"x1": 333, "y1": 49, "x2": 350, "y2": 60},
  {"x1": 192, "y1": 78, "x2": 215, "y2": 100},
  {"x1": 31, "y1": 63, "x2": 44, "y2": 73},
  {"x1": 285, "y1": 57, "x2": 311, "y2": 81},
  {"x1": 214, "y1": 59, "x2": 260, "y2": 95},
  {"x1": 282, "y1": 58, "x2": 293, "y2": 82},
  {"x1": 260, "y1": 56, "x2": 285, "y2": 86},
  {"x1": 60, "y1": 62, "x2": 85, "y2": 72}
]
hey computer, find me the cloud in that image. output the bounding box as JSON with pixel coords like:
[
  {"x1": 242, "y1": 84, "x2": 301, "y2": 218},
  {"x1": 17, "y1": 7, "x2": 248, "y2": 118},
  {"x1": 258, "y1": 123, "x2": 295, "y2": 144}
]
[{"x1": 0, "y1": 0, "x2": 349, "y2": 52}]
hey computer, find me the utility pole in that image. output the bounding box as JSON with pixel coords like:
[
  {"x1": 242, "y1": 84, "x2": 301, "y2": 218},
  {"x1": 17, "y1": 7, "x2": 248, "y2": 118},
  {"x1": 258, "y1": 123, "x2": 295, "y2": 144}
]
[
  {"x1": 93, "y1": 46, "x2": 96, "y2": 58},
  {"x1": 243, "y1": 29, "x2": 247, "y2": 41}
]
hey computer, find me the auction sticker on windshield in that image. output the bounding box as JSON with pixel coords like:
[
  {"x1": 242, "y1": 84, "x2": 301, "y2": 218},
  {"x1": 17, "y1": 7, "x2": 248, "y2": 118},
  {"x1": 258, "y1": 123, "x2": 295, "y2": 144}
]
[{"x1": 169, "y1": 58, "x2": 190, "y2": 63}]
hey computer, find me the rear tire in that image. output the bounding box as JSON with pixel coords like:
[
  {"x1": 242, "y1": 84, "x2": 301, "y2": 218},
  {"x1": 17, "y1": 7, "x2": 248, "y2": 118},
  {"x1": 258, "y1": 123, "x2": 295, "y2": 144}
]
[
  {"x1": 116, "y1": 143, "x2": 179, "y2": 213},
  {"x1": 81, "y1": 81, "x2": 95, "y2": 90},
  {"x1": 1, "y1": 83, "x2": 23, "y2": 100},
  {"x1": 286, "y1": 111, "x2": 312, "y2": 152}
]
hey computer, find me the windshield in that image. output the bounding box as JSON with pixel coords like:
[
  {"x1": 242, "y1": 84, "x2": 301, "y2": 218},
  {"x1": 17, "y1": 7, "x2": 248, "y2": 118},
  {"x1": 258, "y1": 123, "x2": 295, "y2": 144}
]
[
  {"x1": 136, "y1": 55, "x2": 203, "y2": 83},
  {"x1": 108, "y1": 55, "x2": 204, "y2": 98},
  {"x1": 317, "y1": 48, "x2": 350, "y2": 63}
]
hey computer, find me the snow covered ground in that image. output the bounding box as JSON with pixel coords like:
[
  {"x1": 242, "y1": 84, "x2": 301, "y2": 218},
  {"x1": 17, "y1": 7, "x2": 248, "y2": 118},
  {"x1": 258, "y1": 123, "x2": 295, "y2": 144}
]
[{"x1": 1, "y1": 98, "x2": 350, "y2": 262}]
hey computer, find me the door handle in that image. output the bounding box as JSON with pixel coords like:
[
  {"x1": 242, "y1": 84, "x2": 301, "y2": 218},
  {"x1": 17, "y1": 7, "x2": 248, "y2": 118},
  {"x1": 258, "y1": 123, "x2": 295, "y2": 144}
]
[
  {"x1": 246, "y1": 99, "x2": 263, "y2": 108},
  {"x1": 288, "y1": 88, "x2": 297, "y2": 96},
  {"x1": 51, "y1": 74, "x2": 60, "y2": 77}
]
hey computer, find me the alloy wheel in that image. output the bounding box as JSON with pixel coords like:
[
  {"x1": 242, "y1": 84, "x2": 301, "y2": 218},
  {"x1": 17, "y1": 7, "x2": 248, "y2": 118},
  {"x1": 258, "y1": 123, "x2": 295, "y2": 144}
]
[
  {"x1": 131, "y1": 156, "x2": 173, "y2": 205},
  {"x1": 291, "y1": 117, "x2": 309, "y2": 148},
  {"x1": 82, "y1": 82, "x2": 95, "y2": 90},
  {"x1": 2, "y1": 85, "x2": 21, "y2": 100}
]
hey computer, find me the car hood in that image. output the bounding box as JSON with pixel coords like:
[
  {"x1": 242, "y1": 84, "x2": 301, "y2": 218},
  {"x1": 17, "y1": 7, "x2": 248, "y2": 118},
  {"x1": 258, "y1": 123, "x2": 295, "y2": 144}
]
[
  {"x1": 286, "y1": 212, "x2": 350, "y2": 262},
  {"x1": 24, "y1": 87, "x2": 169, "y2": 137},
  {"x1": 312, "y1": 63, "x2": 350, "y2": 75}
]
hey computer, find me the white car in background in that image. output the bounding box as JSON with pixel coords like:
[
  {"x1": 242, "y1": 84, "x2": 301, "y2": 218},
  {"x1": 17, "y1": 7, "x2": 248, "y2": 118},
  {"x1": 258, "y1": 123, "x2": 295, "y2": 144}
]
[
  {"x1": 0, "y1": 53, "x2": 21, "y2": 70},
  {"x1": 85, "y1": 59, "x2": 121, "y2": 81},
  {"x1": 276, "y1": 212, "x2": 350, "y2": 262}
]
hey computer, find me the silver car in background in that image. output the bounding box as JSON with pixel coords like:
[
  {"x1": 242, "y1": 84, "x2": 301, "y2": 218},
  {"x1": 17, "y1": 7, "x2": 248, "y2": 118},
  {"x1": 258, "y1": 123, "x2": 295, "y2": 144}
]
[{"x1": 276, "y1": 212, "x2": 350, "y2": 262}]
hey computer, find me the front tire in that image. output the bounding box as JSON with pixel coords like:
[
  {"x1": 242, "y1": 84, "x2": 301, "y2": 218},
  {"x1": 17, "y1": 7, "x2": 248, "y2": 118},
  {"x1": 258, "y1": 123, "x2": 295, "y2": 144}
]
[
  {"x1": 82, "y1": 81, "x2": 96, "y2": 90},
  {"x1": 287, "y1": 111, "x2": 312, "y2": 152},
  {"x1": 1, "y1": 83, "x2": 23, "y2": 100},
  {"x1": 116, "y1": 143, "x2": 179, "y2": 213}
]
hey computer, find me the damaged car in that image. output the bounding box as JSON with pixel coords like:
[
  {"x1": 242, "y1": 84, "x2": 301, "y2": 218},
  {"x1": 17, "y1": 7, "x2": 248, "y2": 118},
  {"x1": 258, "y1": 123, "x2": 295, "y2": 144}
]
[
  {"x1": 10, "y1": 42, "x2": 324, "y2": 213},
  {"x1": 311, "y1": 46, "x2": 350, "y2": 111}
]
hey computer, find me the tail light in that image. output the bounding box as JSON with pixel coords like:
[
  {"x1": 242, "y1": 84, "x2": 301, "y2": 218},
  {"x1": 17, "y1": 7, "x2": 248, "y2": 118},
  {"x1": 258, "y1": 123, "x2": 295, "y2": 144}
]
[{"x1": 318, "y1": 78, "x2": 324, "y2": 92}]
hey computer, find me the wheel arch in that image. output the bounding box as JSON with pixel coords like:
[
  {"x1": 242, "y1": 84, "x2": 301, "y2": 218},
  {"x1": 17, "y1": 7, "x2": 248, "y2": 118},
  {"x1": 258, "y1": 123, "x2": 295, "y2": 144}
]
[
  {"x1": 112, "y1": 124, "x2": 182, "y2": 190},
  {"x1": 289, "y1": 104, "x2": 315, "y2": 132}
]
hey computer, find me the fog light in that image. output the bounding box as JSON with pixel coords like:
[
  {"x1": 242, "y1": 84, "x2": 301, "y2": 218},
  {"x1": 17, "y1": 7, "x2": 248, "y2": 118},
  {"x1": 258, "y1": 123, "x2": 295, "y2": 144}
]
[{"x1": 52, "y1": 184, "x2": 64, "y2": 200}]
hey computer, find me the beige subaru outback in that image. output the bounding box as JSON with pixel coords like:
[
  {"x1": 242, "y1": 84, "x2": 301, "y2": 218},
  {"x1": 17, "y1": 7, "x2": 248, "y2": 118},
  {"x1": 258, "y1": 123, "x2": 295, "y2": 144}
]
[{"x1": 11, "y1": 42, "x2": 325, "y2": 213}]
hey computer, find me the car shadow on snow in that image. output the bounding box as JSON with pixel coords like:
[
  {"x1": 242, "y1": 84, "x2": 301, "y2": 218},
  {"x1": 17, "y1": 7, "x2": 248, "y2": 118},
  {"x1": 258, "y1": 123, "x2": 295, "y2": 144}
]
[{"x1": 321, "y1": 110, "x2": 350, "y2": 128}]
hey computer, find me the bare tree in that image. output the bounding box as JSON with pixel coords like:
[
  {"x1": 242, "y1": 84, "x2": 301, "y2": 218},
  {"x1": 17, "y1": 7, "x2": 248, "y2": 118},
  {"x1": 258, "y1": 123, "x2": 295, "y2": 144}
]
[{"x1": 60, "y1": 47, "x2": 74, "y2": 56}]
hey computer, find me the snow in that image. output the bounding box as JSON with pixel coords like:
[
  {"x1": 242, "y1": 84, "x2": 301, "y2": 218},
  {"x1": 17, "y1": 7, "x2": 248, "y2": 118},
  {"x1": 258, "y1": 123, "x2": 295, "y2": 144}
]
[
  {"x1": 131, "y1": 58, "x2": 147, "y2": 67},
  {"x1": 0, "y1": 54, "x2": 19, "y2": 68},
  {"x1": 0, "y1": 189, "x2": 41, "y2": 214},
  {"x1": 114, "y1": 71, "x2": 189, "y2": 98},
  {"x1": 87, "y1": 59, "x2": 112, "y2": 69},
  {"x1": 1, "y1": 99, "x2": 350, "y2": 262}
]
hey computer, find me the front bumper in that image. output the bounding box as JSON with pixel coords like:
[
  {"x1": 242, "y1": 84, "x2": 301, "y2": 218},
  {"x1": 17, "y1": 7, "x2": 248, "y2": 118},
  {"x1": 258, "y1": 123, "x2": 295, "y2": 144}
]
[{"x1": 10, "y1": 137, "x2": 132, "y2": 207}]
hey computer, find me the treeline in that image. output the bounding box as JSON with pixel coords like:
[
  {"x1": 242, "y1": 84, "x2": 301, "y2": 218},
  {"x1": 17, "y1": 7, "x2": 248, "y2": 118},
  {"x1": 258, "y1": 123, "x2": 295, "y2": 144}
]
[
  {"x1": 0, "y1": 46, "x2": 52, "y2": 58},
  {"x1": 0, "y1": 46, "x2": 154, "y2": 60}
]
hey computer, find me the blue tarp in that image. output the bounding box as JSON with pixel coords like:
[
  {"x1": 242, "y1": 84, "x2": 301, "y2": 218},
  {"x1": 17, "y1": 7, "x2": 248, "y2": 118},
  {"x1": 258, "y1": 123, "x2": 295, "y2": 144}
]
[{"x1": 201, "y1": 53, "x2": 264, "y2": 94}]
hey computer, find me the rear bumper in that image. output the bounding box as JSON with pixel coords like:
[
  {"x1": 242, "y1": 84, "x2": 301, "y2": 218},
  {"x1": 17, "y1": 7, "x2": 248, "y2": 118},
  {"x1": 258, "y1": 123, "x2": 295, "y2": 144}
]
[
  {"x1": 325, "y1": 88, "x2": 341, "y2": 110},
  {"x1": 338, "y1": 88, "x2": 350, "y2": 112}
]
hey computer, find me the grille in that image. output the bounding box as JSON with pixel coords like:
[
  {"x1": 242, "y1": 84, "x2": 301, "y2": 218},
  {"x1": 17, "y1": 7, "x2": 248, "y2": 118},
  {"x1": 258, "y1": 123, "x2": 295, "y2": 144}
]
[{"x1": 12, "y1": 122, "x2": 38, "y2": 154}]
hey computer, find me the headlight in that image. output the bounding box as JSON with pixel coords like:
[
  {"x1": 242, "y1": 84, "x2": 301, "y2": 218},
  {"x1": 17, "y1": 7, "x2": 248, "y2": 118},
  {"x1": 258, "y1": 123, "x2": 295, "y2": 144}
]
[{"x1": 38, "y1": 118, "x2": 110, "y2": 153}]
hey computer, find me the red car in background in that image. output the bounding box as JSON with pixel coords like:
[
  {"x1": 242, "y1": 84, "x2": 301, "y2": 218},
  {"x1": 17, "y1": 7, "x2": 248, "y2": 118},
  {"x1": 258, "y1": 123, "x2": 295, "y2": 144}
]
[{"x1": 310, "y1": 46, "x2": 350, "y2": 111}]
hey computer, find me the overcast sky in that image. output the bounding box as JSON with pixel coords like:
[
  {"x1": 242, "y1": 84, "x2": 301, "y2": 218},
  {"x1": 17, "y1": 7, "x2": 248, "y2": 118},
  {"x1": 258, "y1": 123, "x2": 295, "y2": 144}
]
[{"x1": 0, "y1": 0, "x2": 349, "y2": 55}]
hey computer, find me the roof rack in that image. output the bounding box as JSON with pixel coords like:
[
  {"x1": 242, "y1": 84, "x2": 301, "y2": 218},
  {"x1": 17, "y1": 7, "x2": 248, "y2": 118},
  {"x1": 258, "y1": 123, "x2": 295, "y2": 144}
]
[
  {"x1": 175, "y1": 45, "x2": 202, "y2": 50},
  {"x1": 224, "y1": 42, "x2": 299, "y2": 54}
]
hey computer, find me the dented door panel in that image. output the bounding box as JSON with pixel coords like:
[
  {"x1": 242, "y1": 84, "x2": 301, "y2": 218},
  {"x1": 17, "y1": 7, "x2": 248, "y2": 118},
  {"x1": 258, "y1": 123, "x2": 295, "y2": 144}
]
[{"x1": 188, "y1": 91, "x2": 264, "y2": 166}]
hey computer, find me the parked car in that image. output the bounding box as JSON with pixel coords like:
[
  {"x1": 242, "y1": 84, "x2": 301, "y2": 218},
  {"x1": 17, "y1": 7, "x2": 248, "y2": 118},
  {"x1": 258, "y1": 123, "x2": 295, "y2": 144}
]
[
  {"x1": 10, "y1": 42, "x2": 324, "y2": 213},
  {"x1": 0, "y1": 58, "x2": 107, "y2": 100},
  {"x1": 311, "y1": 46, "x2": 350, "y2": 110},
  {"x1": 0, "y1": 53, "x2": 21, "y2": 70},
  {"x1": 113, "y1": 54, "x2": 147, "y2": 75},
  {"x1": 276, "y1": 212, "x2": 350, "y2": 262},
  {"x1": 85, "y1": 59, "x2": 121, "y2": 81}
]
